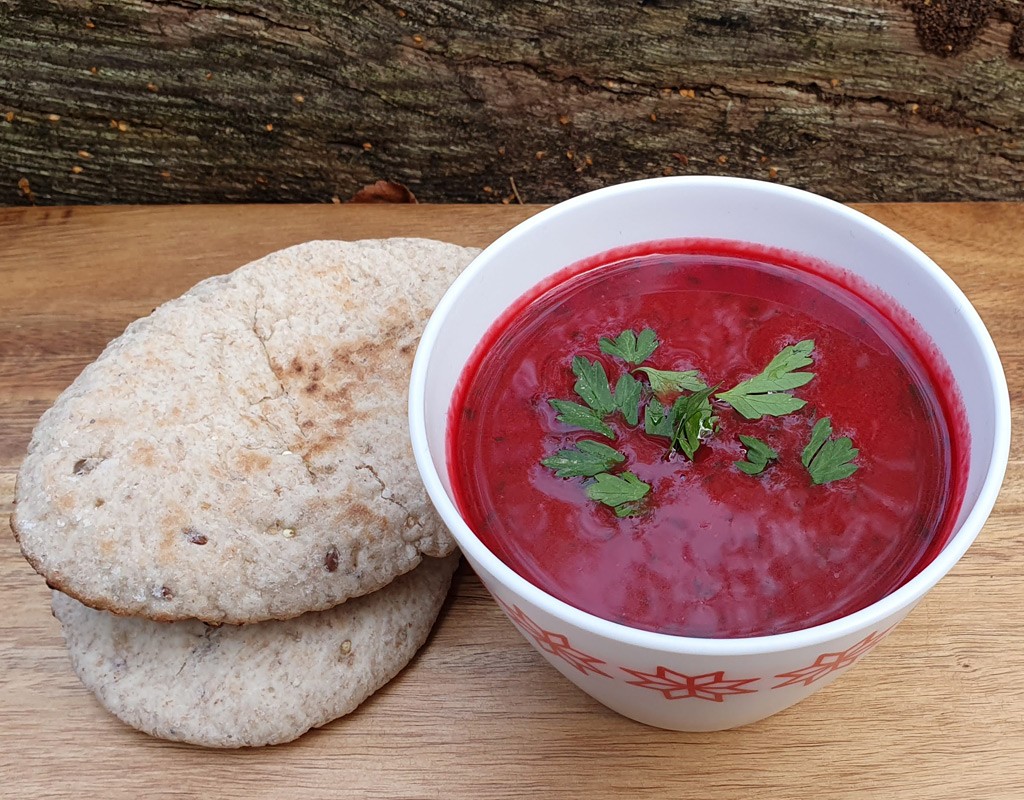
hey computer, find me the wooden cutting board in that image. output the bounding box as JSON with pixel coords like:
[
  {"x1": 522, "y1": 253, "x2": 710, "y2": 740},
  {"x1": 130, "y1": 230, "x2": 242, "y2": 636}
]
[{"x1": 1, "y1": 204, "x2": 1021, "y2": 799}]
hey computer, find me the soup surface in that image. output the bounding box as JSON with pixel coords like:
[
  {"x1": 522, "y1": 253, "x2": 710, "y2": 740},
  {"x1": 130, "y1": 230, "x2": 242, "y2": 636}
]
[{"x1": 448, "y1": 241, "x2": 965, "y2": 638}]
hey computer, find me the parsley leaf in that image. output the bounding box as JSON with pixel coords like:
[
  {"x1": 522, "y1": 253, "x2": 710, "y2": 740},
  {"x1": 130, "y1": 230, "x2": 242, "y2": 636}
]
[
  {"x1": 802, "y1": 417, "x2": 859, "y2": 485},
  {"x1": 541, "y1": 440, "x2": 626, "y2": 478},
  {"x1": 585, "y1": 471, "x2": 650, "y2": 517},
  {"x1": 572, "y1": 356, "x2": 616, "y2": 415},
  {"x1": 634, "y1": 367, "x2": 707, "y2": 395},
  {"x1": 716, "y1": 340, "x2": 815, "y2": 420},
  {"x1": 548, "y1": 399, "x2": 615, "y2": 439},
  {"x1": 801, "y1": 417, "x2": 833, "y2": 467},
  {"x1": 735, "y1": 434, "x2": 778, "y2": 476},
  {"x1": 644, "y1": 397, "x2": 673, "y2": 439},
  {"x1": 669, "y1": 384, "x2": 719, "y2": 460},
  {"x1": 613, "y1": 373, "x2": 642, "y2": 426},
  {"x1": 599, "y1": 328, "x2": 659, "y2": 365}
]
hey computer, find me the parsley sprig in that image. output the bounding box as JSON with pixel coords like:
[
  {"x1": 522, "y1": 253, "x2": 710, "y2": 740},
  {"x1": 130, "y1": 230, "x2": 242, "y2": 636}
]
[
  {"x1": 599, "y1": 328, "x2": 659, "y2": 365},
  {"x1": 669, "y1": 385, "x2": 719, "y2": 460},
  {"x1": 613, "y1": 373, "x2": 642, "y2": 426},
  {"x1": 643, "y1": 386, "x2": 719, "y2": 460},
  {"x1": 548, "y1": 399, "x2": 614, "y2": 439},
  {"x1": 735, "y1": 435, "x2": 778, "y2": 476},
  {"x1": 634, "y1": 367, "x2": 706, "y2": 395},
  {"x1": 571, "y1": 357, "x2": 616, "y2": 416},
  {"x1": 541, "y1": 440, "x2": 625, "y2": 478},
  {"x1": 801, "y1": 417, "x2": 859, "y2": 485},
  {"x1": 585, "y1": 472, "x2": 651, "y2": 517},
  {"x1": 716, "y1": 340, "x2": 815, "y2": 420}
]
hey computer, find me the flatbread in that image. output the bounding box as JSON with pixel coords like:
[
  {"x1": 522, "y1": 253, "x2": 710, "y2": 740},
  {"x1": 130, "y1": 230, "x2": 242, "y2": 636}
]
[
  {"x1": 52, "y1": 554, "x2": 459, "y2": 748},
  {"x1": 13, "y1": 239, "x2": 478, "y2": 623}
]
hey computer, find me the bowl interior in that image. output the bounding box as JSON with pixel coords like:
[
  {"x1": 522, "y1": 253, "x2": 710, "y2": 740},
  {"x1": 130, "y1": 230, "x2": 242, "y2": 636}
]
[{"x1": 413, "y1": 177, "x2": 1008, "y2": 649}]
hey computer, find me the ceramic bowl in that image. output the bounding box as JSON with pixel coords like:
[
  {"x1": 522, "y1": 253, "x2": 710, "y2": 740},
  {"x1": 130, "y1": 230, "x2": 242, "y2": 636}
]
[{"x1": 409, "y1": 176, "x2": 1010, "y2": 730}]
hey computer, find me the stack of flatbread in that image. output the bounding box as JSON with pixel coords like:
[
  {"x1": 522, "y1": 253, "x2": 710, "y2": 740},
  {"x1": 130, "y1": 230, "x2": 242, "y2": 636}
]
[{"x1": 10, "y1": 239, "x2": 479, "y2": 747}]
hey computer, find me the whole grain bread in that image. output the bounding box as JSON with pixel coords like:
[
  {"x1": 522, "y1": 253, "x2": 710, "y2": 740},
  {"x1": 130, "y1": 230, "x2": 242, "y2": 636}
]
[
  {"x1": 52, "y1": 554, "x2": 459, "y2": 748},
  {"x1": 13, "y1": 239, "x2": 477, "y2": 623}
]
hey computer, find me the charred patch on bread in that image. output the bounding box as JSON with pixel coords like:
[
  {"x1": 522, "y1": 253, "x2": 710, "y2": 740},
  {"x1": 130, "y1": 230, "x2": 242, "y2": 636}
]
[{"x1": 324, "y1": 546, "x2": 340, "y2": 572}]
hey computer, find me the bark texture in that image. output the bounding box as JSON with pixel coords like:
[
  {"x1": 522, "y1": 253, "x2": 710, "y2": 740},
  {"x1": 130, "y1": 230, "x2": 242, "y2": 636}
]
[{"x1": 1, "y1": 0, "x2": 1023, "y2": 204}]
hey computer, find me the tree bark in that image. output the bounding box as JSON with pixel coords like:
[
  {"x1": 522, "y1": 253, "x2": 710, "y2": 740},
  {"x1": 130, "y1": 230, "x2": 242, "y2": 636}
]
[{"x1": 1, "y1": 0, "x2": 1023, "y2": 205}]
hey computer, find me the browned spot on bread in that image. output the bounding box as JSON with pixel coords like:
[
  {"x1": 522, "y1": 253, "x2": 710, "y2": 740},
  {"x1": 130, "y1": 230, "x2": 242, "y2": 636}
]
[
  {"x1": 98, "y1": 538, "x2": 115, "y2": 557},
  {"x1": 304, "y1": 381, "x2": 321, "y2": 395},
  {"x1": 324, "y1": 546, "x2": 340, "y2": 572},
  {"x1": 132, "y1": 442, "x2": 157, "y2": 468},
  {"x1": 289, "y1": 357, "x2": 325, "y2": 385},
  {"x1": 301, "y1": 433, "x2": 344, "y2": 460},
  {"x1": 323, "y1": 385, "x2": 353, "y2": 406},
  {"x1": 329, "y1": 344, "x2": 374, "y2": 380},
  {"x1": 345, "y1": 502, "x2": 389, "y2": 532},
  {"x1": 159, "y1": 511, "x2": 188, "y2": 564},
  {"x1": 236, "y1": 449, "x2": 272, "y2": 474}
]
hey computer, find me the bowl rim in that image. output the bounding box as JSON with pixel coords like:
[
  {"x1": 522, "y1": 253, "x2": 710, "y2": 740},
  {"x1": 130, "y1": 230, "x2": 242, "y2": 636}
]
[{"x1": 409, "y1": 175, "x2": 1011, "y2": 657}]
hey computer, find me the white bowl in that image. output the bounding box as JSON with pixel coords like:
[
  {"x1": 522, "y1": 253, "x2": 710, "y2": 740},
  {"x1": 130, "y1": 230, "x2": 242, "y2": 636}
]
[{"x1": 409, "y1": 176, "x2": 1010, "y2": 730}]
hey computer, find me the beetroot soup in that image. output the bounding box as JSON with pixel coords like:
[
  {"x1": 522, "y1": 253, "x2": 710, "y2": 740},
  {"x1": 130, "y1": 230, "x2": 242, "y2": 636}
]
[{"x1": 447, "y1": 241, "x2": 966, "y2": 638}]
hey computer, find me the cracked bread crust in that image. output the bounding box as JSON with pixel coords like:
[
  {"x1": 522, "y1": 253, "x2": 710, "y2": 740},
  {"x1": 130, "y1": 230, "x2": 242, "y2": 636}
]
[
  {"x1": 52, "y1": 555, "x2": 459, "y2": 748},
  {"x1": 12, "y1": 239, "x2": 478, "y2": 623}
]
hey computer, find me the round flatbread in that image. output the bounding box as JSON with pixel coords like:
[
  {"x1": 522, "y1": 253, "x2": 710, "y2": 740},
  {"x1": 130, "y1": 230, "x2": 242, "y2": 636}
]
[
  {"x1": 52, "y1": 554, "x2": 458, "y2": 748},
  {"x1": 13, "y1": 239, "x2": 477, "y2": 623}
]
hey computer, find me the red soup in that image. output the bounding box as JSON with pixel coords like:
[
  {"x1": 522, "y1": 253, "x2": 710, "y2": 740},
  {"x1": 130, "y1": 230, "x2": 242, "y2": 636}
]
[{"x1": 448, "y1": 241, "x2": 966, "y2": 638}]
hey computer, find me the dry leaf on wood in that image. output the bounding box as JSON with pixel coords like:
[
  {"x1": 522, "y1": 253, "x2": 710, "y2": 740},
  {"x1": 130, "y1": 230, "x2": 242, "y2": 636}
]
[{"x1": 348, "y1": 181, "x2": 418, "y2": 203}]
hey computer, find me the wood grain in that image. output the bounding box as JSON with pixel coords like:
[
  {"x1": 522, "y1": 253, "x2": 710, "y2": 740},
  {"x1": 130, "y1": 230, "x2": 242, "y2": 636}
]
[
  {"x1": 3, "y1": 1, "x2": 1024, "y2": 206},
  {"x1": 1, "y1": 204, "x2": 1022, "y2": 799}
]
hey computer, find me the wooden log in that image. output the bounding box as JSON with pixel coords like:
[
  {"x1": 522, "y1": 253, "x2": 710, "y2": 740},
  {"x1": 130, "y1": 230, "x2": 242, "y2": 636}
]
[{"x1": 1, "y1": 0, "x2": 1023, "y2": 205}]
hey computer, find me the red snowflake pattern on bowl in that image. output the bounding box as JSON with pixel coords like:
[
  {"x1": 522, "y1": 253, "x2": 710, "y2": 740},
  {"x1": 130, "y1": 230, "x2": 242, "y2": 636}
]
[
  {"x1": 621, "y1": 666, "x2": 760, "y2": 702},
  {"x1": 772, "y1": 626, "x2": 896, "y2": 689},
  {"x1": 494, "y1": 598, "x2": 613, "y2": 678}
]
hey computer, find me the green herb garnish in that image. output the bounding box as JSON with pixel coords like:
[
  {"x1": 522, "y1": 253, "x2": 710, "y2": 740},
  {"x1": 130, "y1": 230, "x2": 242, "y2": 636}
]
[
  {"x1": 735, "y1": 435, "x2": 779, "y2": 476},
  {"x1": 541, "y1": 440, "x2": 626, "y2": 478},
  {"x1": 548, "y1": 399, "x2": 614, "y2": 439},
  {"x1": 801, "y1": 417, "x2": 832, "y2": 465},
  {"x1": 585, "y1": 471, "x2": 651, "y2": 517},
  {"x1": 716, "y1": 340, "x2": 815, "y2": 420},
  {"x1": 572, "y1": 356, "x2": 616, "y2": 415},
  {"x1": 802, "y1": 417, "x2": 859, "y2": 485},
  {"x1": 669, "y1": 384, "x2": 719, "y2": 460},
  {"x1": 644, "y1": 397, "x2": 673, "y2": 439},
  {"x1": 634, "y1": 367, "x2": 707, "y2": 395},
  {"x1": 541, "y1": 330, "x2": 855, "y2": 516},
  {"x1": 599, "y1": 328, "x2": 659, "y2": 365},
  {"x1": 613, "y1": 373, "x2": 642, "y2": 426}
]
